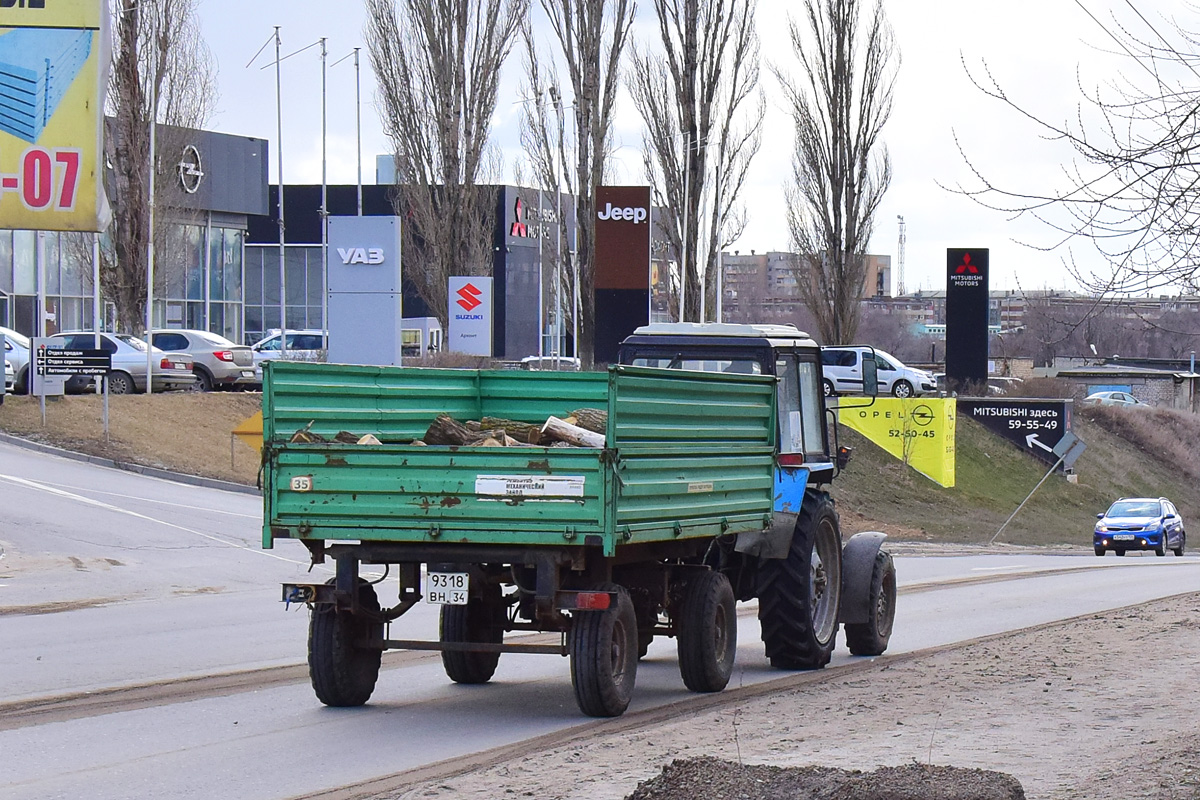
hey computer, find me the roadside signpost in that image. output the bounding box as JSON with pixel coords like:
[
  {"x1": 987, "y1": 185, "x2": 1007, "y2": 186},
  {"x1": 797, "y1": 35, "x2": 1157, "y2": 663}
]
[
  {"x1": 32, "y1": 338, "x2": 112, "y2": 433},
  {"x1": 957, "y1": 398, "x2": 1072, "y2": 466}
]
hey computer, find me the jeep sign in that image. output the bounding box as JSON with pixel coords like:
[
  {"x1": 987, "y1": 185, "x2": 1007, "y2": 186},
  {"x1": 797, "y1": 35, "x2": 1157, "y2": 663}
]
[
  {"x1": 596, "y1": 202, "x2": 647, "y2": 224},
  {"x1": 594, "y1": 185, "x2": 651, "y2": 364}
]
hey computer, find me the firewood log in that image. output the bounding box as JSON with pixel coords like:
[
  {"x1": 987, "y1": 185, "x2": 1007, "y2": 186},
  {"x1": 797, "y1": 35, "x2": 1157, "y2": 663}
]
[
  {"x1": 569, "y1": 408, "x2": 608, "y2": 434},
  {"x1": 423, "y1": 414, "x2": 477, "y2": 445},
  {"x1": 542, "y1": 415, "x2": 606, "y2": 448},
  {"x1": 479, "y1": 417, "x2": 544, "y2": 444},
  {"x1": 289, "y1": 421, "x2": 326, "y2": 443}
]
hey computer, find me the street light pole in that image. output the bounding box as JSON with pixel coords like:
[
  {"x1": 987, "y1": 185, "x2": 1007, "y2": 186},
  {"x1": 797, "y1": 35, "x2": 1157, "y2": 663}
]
[
  {"x1": 550, "y1": 86, "x2": 565, "y2": 369},
  {"x1": 680, "y1": 130, "x2": 689, "y2": 324},
  {"x1": 144, "y1": 15, "x2": 158, "y2": 394},
  {"x1": 274, "y1": 26, "x2": 287, "y2": 357}
]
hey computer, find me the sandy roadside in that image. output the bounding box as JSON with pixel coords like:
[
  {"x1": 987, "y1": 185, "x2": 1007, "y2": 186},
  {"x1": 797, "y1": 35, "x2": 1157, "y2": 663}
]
[{"x1": 377, "y1": 592, "x2": 1200, "y2": 800}]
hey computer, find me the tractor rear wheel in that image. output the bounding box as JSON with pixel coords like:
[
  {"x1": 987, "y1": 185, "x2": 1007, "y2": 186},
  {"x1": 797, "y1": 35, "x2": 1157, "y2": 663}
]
[{"x1": 757, "y1": 491, "x2": 842, "y2": 670}]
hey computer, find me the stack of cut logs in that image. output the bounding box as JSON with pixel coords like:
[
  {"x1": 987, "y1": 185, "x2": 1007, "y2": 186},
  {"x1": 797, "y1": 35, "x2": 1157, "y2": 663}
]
[
  {"x1": 288, "y1": 408, "x2": 608, "y2": 448},
  {"x1": 419, "y1": 408, "x2": 607, "y2": 448}
]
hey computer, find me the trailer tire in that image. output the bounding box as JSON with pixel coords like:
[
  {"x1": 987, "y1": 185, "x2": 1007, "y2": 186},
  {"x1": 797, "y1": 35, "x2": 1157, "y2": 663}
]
[
  {"x1": 308, "y1": 580, "x2": 382, "y2": 707},
  {"x1": 570, "y1": 582, "x2": 638, "y2": 717},
  {"x1": 676, "y1": 570, "x2": 736, "y2": 693},
  {"x1": 440, "y1": 582, "x2": 505, "y2": 684},
  {"x1": 757, "y1": 491, "x2": 842, "y2": 670},
  {"x1": 844, "y1": 550, "x2": 896, "y2": 657}
]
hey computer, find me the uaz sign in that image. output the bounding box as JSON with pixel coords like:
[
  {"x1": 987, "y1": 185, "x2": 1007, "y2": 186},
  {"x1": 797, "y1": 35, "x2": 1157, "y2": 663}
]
[{"x1": 338, "y1": 247, "x2": 385, "y2": 265}]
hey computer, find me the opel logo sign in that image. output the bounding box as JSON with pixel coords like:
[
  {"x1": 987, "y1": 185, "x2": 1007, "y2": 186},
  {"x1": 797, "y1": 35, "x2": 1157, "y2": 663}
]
[{"x1": 178, "y1": 144, "x2": 204, "y2": 194}]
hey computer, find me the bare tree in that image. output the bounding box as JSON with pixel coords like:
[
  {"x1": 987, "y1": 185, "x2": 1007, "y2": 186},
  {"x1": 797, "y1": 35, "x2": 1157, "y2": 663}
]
[
  {"x1": 955, "y1": 9, "x2": 1200, "y2": 297},
  {"x1": 518, "y1": 0, "x2": 636, "y2": 366},
  {"x1": 629, "y1": 0, "x2": 765, "y2": 323},
  {"x1": 105, "y1": 0, "x2": 217, "y2": 333},
  {"x1": 778, "y1": 0, "x2": 897, "y2": 345},
  {"x1": 366, "y1": 0, "x2": 527, "y2": 330}
]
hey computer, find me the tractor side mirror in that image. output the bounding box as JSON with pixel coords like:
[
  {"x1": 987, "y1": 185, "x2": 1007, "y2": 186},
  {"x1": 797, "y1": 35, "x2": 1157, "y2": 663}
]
[{"x1": 861, "y1": 355, "x2": 879, "y2": 397}]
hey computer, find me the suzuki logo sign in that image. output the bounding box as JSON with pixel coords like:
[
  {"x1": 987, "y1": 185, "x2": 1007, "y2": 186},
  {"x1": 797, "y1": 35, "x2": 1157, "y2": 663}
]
[
  {"x1": 338, "y1": 247, "x2": 385, "y2": 265},
  {"x1": 456, "y1": 282, "x2": 483, "y2": 311},
  {"x1": 448, "y1": 276, "x2": 492, "y2": 356},
  {"x1": 596, "y1": 202, "x2": 647, "y2": 224}
]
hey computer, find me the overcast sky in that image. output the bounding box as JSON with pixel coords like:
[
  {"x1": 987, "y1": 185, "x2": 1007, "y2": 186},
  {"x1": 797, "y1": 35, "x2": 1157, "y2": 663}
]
[{"x1": 197, "y1": 0, "x2": 1183, "y2": 298}]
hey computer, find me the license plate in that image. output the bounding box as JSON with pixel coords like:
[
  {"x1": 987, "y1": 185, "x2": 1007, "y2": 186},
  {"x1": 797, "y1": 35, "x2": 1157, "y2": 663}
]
[
  {"x1": 427, "y1": 571, "x2": 469, "y2": 605},
  {"x1": 241, "y1": 370, "x2": 255, "y2": 378},
  {"x1": 1113, "y1": 534, "x2": 1135, "y2": 541},
  {"x1": 174, "y1": 362, "x2": 187, "y2": 370}
]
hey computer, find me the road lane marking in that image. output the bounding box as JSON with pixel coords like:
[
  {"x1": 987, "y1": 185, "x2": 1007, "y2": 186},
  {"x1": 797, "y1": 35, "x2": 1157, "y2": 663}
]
[
  {"x1": 0, "y1": 473, "x2": 306, "y2": 567},
  {"x1": 4, "y1": 478, "x2": 260, "y2": 519}
]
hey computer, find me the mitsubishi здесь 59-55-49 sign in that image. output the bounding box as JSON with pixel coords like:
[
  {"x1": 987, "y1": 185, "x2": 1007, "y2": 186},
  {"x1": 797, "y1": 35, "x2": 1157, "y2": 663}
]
[{"x1": 957, "y1": 397, "x2": 1072, "y2": 465}]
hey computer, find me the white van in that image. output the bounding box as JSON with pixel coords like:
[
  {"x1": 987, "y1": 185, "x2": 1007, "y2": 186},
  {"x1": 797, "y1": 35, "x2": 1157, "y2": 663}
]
[{"x1": 820, "y1": 346, "x2": 937, "y2": 398}]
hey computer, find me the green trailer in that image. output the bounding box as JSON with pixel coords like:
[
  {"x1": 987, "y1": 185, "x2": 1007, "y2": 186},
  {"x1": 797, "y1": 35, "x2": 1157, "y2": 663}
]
[{"x1": 264, "y1": 324, "x2": 896, "y2": 717}]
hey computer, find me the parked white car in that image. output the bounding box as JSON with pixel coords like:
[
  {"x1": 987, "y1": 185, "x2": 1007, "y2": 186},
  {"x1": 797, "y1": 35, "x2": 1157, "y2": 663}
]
[
  {"x1": 250, "y1": 329, "x2": 327, "y2": 382},
  {"x1": 820, "y1": 346, "x2": 937, "y2": 398},
  {"x1": 1, "y1": 325, "x2": 30, "y2": 394}
]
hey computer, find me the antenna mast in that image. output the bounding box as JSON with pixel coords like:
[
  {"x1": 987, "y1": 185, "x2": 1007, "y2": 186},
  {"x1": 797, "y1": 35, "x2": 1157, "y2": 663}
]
[{"x1": 896, "y1": 215, "x2": 906, "y2": 296}]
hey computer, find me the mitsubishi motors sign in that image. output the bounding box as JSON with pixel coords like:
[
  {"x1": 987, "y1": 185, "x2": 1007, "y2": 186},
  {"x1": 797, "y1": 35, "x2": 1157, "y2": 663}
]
[
  {"x1": 945, "y1": 248, "x2": 989, "y2": 388},
  {"x1": 449, "y1": 276, "x2": 493, "y2": 356}
]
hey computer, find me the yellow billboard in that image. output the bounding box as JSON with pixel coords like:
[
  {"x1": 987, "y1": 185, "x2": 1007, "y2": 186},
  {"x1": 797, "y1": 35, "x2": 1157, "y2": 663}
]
[
  {"x1": 839, "y1": 398, "x2": 957, "y2": 487},
  {"x1": 0, "y1": 1, "x2": 108, "y2": 232}
]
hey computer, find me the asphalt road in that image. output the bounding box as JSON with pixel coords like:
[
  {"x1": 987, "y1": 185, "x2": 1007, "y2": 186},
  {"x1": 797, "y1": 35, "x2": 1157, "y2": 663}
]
[{"x1": 2, "y1": 440, "x2": 1198, "y2": 800}]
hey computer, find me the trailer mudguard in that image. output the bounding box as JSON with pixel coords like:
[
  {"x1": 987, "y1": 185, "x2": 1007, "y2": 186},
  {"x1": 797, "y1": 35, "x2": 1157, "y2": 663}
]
[
  {"x1": 838, "y1": 531, "x2": 889, "y2": 625},
  {"x1": 734, "y1": 466, "x2": 809, "y2": 560}
]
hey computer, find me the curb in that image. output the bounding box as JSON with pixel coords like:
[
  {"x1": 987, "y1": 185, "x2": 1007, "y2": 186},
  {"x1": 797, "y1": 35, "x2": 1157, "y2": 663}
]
[{"x1": 0, "y1": 431, "x2": 261, "y2": 496}]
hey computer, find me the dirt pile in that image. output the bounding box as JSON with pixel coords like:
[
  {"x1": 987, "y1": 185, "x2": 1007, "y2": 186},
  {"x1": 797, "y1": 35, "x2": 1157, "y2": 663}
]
[{"x1": 626, "y1": 758, "x2": 1025, "y2": 800}]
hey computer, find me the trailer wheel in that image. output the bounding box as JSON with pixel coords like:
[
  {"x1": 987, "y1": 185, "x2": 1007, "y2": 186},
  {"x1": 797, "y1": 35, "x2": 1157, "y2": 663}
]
[
  {"x1": 440, "y1": 582, "x2": 505, "y2": 684},
  {"x1": 570, "y1": 582, "x2": 638, "y2": 717},
  {"x1": 676, "y1": 570, "x2": 737, "y2": 693},
  {"x1": 757, "y1": 491, "x2": 842, "y2": 669},
  {"x1": 845, "y1": 550, "x2": 896, "y2": 657},
  {"x1": 308, "y1": 580, "x2": 383, "y2": 707}
]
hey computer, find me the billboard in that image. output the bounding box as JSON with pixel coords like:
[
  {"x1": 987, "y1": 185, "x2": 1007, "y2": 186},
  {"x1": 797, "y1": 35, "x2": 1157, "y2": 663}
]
[
  {"x1": 449, "y1": 276, "x2": 493, "y2": 356},
  {"x1": 957, "y1": 397, "x2": 1072, "y2": 466},
  {"x1": 839, "y1": 398, "x2": 957, "y2": 487},
  {"x1": 945, "y1": 248, "x2": 989, "y2": 387},
  {"x1": 0, "y1": 1, "x2": 108, "y2": 232},
  {"x1": 594, "y1": 185, "x2": 651, "y2": 364},
  {"x1": 326, "y1": 215, "x2": 403, "y2": 366}
]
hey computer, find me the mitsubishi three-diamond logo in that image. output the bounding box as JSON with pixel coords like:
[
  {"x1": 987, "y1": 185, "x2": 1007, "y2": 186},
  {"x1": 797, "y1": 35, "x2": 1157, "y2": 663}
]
[
  {"x1": 955, "y1": 252, "x2": 979, "y2": 274},
  {"x1": 456, "y1": 283, "x2": 483, "y2": 311}
]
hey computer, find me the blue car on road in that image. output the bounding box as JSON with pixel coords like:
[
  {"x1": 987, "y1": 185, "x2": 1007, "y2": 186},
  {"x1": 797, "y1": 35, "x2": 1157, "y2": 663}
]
[{"x1": 1094, "y1": 497, "x2": 1186, "y2": 557}]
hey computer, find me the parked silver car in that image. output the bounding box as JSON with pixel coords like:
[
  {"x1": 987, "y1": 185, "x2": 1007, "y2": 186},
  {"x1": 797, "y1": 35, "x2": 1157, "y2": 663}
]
[
  {"x1": 3, "y1": 358, "x2": 13, "y2": 398},
  {"x1": 1, "y1": 325, "x2": 30, "y2": 394},
  {"x1": 47, "y1": 331, "x2": 195, "y2": 394},
  {"x1": 149, "y1": 329, "x2": 256, "y2": 391}
]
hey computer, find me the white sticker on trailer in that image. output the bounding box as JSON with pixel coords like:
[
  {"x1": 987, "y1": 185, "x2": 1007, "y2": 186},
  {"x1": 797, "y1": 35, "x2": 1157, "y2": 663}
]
[{"x1": 475, "y1": 475, "x2": 585, "y2": 498}]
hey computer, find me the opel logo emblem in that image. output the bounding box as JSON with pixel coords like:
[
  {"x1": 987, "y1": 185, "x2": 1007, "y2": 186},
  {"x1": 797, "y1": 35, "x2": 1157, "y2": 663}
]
[{"x1": 178, "y1": 144, "x2": 204, "y2": 194}]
